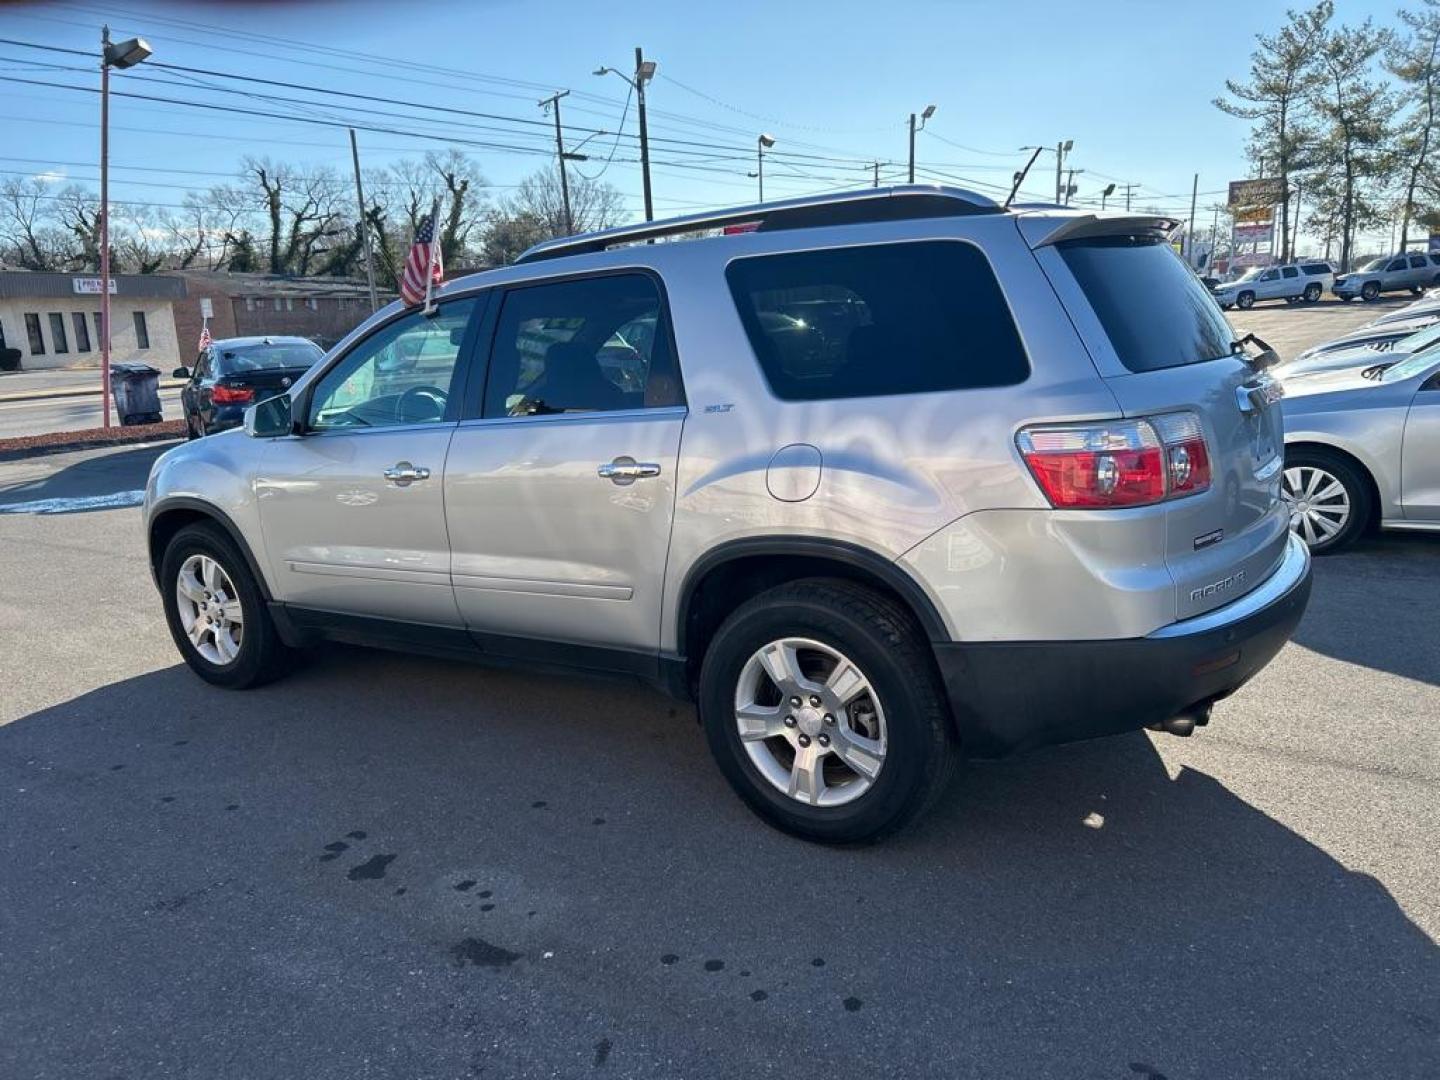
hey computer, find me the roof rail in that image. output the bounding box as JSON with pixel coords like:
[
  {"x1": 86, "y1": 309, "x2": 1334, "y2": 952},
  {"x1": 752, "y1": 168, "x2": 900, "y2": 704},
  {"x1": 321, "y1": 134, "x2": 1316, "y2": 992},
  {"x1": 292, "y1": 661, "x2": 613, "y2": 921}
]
[{"x1": 514, "y1": 184, "x2": 1002, "y2": 264}]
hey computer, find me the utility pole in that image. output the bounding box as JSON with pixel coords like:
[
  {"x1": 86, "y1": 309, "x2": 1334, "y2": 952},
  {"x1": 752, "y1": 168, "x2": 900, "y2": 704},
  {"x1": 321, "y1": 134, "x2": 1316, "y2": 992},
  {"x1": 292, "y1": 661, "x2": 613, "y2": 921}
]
[
  {"x1": 1210, "y1": 204, "x2": 1220, "y2": 263},
  {"x1": 634, "y1": 47, "x2": 654, "y2": 222},
  {"x1": 1055, "y1": 141, "x2": 1064, "y2": 205},
  {"x1": 349, "y1": 129, "x2": 378, "y2": 313},
  {"x1": 1186, "y1": 172, "x2": 1199, "y2": 265},
  {"x1": 1120, "y1": 182, "x2": 1139, "y2": 211},
  {"x1": 870, "y1": 161, "x2": 882, "y2": 188},
  {"x1": 100, "y1": 26, "x2": 112, "y2": 428},
  {"x1": 540, "y1": 90, "x2": 573, "y2": 235}
]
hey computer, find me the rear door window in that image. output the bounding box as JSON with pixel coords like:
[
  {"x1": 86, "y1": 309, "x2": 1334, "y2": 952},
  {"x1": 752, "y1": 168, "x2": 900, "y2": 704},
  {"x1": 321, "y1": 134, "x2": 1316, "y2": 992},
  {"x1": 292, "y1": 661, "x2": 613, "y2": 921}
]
[
  {"x1": 1281, "y1": 267, "x2": 1299, "y2": 279},
  {"x1": 1056, "y1": 236, "x2": 1234, "y2": 373},
  {"x1": 725, "y1": 240, "x2": 1028, "y2": 401}
]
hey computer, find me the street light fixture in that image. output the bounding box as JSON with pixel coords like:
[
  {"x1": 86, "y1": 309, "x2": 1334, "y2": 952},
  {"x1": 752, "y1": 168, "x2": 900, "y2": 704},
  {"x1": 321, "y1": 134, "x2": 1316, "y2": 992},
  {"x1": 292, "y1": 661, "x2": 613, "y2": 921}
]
[
  {"x1": 1100, "y1": 182, "x2": 1116, "y2": 210},
  {"x1": 594, "y1": 48, "x2": 658, "y2": 221},
  {"x1": 756, "y1": 133, "x2": 776, "y2": 202},
  {"x1": 99, "y1": 25, "x2": 153, "y2": 428},
  {"x1": 908, "y1": 104, "x2": 937, "y2": 183}
]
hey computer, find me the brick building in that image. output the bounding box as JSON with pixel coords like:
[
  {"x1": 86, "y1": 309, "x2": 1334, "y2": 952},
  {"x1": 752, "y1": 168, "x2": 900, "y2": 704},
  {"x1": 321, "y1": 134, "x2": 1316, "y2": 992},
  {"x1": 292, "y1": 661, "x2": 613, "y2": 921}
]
[
  {"x1": 0, "y1": 271, "x2": 184, "y2": 371},
  {"x1": 172, "y1": 271, "x2": 392, "y2": 358}
]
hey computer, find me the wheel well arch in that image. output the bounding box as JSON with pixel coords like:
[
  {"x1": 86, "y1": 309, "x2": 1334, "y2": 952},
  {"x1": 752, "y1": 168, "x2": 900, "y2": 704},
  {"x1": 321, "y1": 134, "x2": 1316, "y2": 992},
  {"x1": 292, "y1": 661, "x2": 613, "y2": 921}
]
[
  {"x1": 148, "y1": 499, "x2": 273, "y2": 600},
  {"x1": 1285, "y1": 440, "x2": 1382, "y2": 528},
  {"x1": 676, "y1": 539, "x2": 948, "y2": 688}
]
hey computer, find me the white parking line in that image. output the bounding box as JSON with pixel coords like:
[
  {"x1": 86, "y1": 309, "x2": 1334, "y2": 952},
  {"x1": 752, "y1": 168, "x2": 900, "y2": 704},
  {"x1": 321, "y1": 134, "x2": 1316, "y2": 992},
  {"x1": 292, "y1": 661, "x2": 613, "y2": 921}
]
[{"x1": 0, "y1": 489, "x2": 145, "y2": 514}]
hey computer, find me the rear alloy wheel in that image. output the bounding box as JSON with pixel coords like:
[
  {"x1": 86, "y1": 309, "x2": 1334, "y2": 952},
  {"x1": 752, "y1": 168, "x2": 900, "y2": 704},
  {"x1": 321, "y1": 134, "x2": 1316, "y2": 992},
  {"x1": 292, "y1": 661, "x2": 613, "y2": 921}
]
[
  {"x1": 1236, "y1": 291, "x2": 1256, "y2": 310},
  {"x1": 1361, "y1": 281, "x2": 1381, "y2": 301},
  {"x1": 1282, "y1": 452, "x2": 1371, "y2": 555},
  {"x1": 1303, "y1": 283, "x2": 1322, "y2": 303},
  {"x1": 700, "y1": 579, "x2": 954, "y2": 843}
]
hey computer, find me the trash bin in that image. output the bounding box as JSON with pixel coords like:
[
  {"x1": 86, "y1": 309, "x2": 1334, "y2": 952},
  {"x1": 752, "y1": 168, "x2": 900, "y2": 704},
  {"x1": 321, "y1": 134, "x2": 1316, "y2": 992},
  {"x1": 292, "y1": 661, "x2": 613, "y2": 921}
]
[{"x1": 110, "y1": 362, "x2": 163, "y2": 426}]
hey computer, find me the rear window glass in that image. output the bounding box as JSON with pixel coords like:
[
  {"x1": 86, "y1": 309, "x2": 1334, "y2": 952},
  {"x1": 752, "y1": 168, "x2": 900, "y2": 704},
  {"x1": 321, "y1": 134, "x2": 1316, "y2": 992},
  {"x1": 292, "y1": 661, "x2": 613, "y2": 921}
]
[
  {"x1": 217, "y1": 342, "x2": 322, "y2": 374},
  {"x1": 1057, "y1": 236, "x2": 1234, "y2": 373},
  {"x1": 725, "y1": 240, "x2": 1028, "y2": 401}
]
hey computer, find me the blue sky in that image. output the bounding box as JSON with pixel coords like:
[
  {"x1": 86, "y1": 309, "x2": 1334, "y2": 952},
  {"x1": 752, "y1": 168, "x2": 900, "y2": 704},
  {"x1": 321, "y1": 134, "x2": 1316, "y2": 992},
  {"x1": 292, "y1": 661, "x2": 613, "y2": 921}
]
[{"x1": 0, "y1": 0, "x2": 1409, "y2": 238}]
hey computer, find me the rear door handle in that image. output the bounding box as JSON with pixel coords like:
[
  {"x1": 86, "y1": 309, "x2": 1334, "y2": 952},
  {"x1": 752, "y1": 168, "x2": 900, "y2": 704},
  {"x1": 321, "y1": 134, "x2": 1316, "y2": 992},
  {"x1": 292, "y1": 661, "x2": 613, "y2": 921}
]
[
  {"x1": 383, "y1": 461, "x2": 431, "y2": 486},
  {"x1": 598, "y1": 456, "x2": 662, "y2": 485}
]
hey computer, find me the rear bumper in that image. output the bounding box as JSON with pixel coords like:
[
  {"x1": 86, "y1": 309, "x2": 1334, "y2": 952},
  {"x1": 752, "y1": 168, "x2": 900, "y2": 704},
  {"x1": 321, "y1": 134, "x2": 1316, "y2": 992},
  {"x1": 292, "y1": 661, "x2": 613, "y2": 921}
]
[{"x1": 933, "y1": 533, "x2": 1312, "y2": 757}]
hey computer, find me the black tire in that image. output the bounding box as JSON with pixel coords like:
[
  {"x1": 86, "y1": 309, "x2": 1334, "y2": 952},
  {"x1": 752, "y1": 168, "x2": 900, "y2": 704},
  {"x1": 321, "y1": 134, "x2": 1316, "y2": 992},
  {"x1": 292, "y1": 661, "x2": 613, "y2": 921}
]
[
  {"x1": 1283, "y1": 448, "x2": 1373, "y2": 556},
  {"x1": 159, "y1": 522, "x2": 295, "y2": 689},
  {"x1": 1361, "y1": 281, "x2": 1381, "y2": 301},
  {"x1": 1303, "y1": 283, "x2": 1322, "y2": 303},
  {"x1": 1412, "y1": 286, "x2": 1425, "y2": 296},
  {"x1": 1236, "y1": 291, "x2": 1256, "y2": 310},
  {"x1": 184, "y1": 414, "x2": 200, "y2": 440},
  {"x1": 698, "y1": 578, "x2": 955, "y2": 844}
]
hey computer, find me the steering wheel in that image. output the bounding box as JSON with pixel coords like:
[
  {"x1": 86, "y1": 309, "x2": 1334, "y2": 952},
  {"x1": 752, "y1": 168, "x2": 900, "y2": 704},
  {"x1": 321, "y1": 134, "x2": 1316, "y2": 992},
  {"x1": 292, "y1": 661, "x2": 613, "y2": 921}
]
[{"x1": 396, "y1": 385, "x2": 448, "y2": 424}]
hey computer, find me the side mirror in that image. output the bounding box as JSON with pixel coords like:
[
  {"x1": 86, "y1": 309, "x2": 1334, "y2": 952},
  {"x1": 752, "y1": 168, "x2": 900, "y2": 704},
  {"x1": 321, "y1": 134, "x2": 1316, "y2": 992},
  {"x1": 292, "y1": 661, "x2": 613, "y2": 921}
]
[
  {"x1": 244, "y1": 392, "x2": 295, "y2": 438},
  {"x1": 172, "y1": 366, "x2": 191, "y2": 379}
]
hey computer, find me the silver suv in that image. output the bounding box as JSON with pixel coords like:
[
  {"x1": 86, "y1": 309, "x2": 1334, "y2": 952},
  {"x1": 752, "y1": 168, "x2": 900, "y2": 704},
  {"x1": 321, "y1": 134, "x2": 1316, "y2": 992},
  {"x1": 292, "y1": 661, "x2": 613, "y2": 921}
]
[
  {"x1": 1333, "y1": 252, "x2": 1440, "y2": 301},
  {"x1": 143, "y1": 186, "x2": 1312, "y2": 842},
  {"x1": 1212, "y1": 260, "x2": 1333, "y2": 309}
]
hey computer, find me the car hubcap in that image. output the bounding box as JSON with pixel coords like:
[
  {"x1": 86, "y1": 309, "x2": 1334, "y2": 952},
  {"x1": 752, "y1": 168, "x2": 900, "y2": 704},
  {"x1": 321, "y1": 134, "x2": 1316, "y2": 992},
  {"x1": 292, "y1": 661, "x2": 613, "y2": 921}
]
[
  {"x1": 176, "y1": 554, "x2": 244, "y2": 665},
  {"x1": 734, "y1": 637, "x2": 887, "y2": 807},
  {"x1": 1283, "y1": 466, "x2": 1350, "y2": 547}
]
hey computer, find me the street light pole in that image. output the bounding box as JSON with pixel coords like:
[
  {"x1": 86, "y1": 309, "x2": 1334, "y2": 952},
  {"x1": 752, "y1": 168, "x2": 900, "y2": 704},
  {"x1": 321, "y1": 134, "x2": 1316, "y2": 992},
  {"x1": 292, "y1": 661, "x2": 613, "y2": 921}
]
[
  {"x1": 634, "y1": 47, "x2": 654, "y2": 222},
  {"x1": 100, "y1": 26, "x2": 111, "y2": 428},
  {"x1": 98, "y1": 26, "x2": 151, "y2": 429},
  {"x1": 907, "y1": 104, "x2": 936, "y2": 184},
  {"x1": 540, "y1": 90, "x2": 573, "y2": 235},
  {"x1": 756, "y1": 133, "x2": 775, "y2": 202}
]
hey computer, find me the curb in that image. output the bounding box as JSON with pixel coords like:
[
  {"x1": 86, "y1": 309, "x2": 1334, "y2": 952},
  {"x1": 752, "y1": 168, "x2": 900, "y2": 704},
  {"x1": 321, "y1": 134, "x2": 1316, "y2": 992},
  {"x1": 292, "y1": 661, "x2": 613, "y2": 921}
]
[
  {"x1": 0, "y1": 435, "x2": 182, "y2": 464},
  {"x1": 0, "y1": 379, "x2": 186, "y2": 404}
]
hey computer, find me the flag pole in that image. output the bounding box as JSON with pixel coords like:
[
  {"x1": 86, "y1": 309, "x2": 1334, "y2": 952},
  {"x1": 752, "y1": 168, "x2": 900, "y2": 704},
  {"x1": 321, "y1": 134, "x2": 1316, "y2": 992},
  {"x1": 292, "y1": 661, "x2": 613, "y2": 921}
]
[{"x1": 422, "y1": 196, "x2": 442, "y2": 317}]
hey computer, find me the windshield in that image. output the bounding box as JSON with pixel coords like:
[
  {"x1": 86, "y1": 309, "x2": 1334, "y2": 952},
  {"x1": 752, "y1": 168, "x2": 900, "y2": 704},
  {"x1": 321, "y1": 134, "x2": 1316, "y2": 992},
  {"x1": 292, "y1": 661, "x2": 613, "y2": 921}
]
[
  {"x1": 216, "y1": 341, "x2": 323, "y2": 375},
  {"x1": 1057, "y1": 235, "x2": 1234, "y2": 373},
  {"x1": 1358, "y1": 258, "x2": 1389, "y2": 272},
  {"x1": 1381, "y1": 349, "x2": 1440, "y2": 383},
  {"x1": 1234, "y1": 267, "x2": 1263, "y2": 282},
  {"x1": 1397, "y1": 323, "x2": 1440, "y2": 353}
]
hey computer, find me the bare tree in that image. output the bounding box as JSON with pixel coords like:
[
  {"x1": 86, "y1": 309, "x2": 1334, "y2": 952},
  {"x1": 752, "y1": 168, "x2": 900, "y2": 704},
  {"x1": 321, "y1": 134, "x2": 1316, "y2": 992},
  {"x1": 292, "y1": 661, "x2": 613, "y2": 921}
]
[
  {"x1": 0, "y1": 177, "x2": 72, "y2": 270},
  {"x1": 243, "y1": 158, "x2": 348, "y2": 275},
  {"x1": 1215, "y1": 2, "x2": 1332, "y2": 262}
]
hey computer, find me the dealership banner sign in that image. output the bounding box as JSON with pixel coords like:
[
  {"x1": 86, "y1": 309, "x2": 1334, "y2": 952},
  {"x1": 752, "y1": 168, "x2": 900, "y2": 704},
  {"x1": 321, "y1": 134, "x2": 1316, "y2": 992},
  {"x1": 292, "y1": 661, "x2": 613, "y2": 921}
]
[{"x1": 1227, "y1": 178, "x2": 1286, "y2": 209}]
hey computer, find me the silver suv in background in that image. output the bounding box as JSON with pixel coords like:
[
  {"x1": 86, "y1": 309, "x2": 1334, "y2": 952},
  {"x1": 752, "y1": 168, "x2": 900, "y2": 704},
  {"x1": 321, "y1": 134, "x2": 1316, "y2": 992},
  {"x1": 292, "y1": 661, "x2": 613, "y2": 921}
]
[
  {"x1": 1333, "y1": 252, "x2": 1440, "y2": 301},
  {"x1": 1212, "y1": 261, "x2": 1333, "y2": 309},
  {"x1": 143, "y1": 187, "x2": 1311, "y2": 843}
]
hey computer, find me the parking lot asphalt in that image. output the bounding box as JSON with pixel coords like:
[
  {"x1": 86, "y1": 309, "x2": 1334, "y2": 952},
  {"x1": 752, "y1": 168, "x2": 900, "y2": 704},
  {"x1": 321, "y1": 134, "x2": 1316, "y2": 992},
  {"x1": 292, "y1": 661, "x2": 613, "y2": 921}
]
[{"x1": 1, "y1": 301, "x2": 1438, "y2": 1079}]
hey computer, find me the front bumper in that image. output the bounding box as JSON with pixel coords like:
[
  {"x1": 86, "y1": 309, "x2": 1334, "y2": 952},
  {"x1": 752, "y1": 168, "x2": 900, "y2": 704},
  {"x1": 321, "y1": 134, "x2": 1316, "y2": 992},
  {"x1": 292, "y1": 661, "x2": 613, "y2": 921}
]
[{"x1": 932, "y1": 533, "x2": 1312, "y2": 757}]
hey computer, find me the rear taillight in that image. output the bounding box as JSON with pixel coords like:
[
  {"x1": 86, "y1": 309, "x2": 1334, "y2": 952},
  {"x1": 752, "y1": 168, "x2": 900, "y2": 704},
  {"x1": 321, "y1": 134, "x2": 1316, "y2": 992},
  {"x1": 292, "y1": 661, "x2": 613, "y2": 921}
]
[
  {"x1": 211, "y1": 384, "x2": 254, "y2": 404},
  {"x1": 1017, "y1": 412, "x2": 1211, "y2": 509}
]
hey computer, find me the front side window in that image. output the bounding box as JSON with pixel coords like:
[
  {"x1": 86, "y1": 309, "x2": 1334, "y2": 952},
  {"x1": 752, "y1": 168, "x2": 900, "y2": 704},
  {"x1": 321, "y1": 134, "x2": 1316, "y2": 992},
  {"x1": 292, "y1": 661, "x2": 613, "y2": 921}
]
[
  {"x1": 71, "y1": 312, "x2": 91, "y2": 352},
  {"x1": 482, "y1": 273, "x2": 681, "y2": 418},
  {"x1": 132, "y1": 311, "x2": 150, "y2": 349},
  {"x1": 1259, "y1": 269, "x2": 1279, "y2": 281},
  {"x1": 726, "y1": 240, "x2": 1028, "y2": 401},
  {"x1": 48, "y1": 313, "x2": 69, "y2": 353},
  {"x1": 307, "y1": 298, "x2": 477, "y2": 430},
  {"x1": 24, "y1": 313, "x2": 44, "y2": 355}
]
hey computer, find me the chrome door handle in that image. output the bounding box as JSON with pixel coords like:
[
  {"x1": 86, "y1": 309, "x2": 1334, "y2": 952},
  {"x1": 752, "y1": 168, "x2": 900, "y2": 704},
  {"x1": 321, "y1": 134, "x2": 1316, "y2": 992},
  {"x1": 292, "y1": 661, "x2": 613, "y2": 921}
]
[
  {"x1": 597, "y1": 457, "x2": 662, "y2": 485},
  {"x1": 383, "y1": 461, "x2": 431, "y2": 486}
]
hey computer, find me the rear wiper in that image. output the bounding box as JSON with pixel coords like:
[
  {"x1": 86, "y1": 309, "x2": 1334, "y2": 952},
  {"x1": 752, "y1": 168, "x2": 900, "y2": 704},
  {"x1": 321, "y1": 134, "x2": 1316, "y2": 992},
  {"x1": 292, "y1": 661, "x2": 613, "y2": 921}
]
[
  {"x1": 1231, "y1": 332, "x2": 1281, "y2": 372},
  {"x1": 1361, "y1": 362, "x2": 1394, "y2": 380}
]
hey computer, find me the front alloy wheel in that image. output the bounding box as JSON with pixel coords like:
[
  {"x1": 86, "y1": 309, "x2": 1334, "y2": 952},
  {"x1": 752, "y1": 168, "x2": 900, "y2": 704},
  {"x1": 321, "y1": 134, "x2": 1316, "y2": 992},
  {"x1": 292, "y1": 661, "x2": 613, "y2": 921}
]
[
  {"x1": 735, "y1": 637, "x2": 887, "y2": 807},
  {"x1": 175, "y1": 553, "x2": 244, "y2": 665}
]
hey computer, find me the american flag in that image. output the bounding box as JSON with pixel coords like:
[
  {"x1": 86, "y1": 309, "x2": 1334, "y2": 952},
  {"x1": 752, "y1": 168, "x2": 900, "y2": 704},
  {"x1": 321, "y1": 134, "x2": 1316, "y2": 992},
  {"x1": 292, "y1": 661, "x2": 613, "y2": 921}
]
[
  {"x1": 399, "y1": 212, "x2": 443, "y2": 307},
  {"x1": 197, "y1": 325, "x2": 212, "y2": 351}
]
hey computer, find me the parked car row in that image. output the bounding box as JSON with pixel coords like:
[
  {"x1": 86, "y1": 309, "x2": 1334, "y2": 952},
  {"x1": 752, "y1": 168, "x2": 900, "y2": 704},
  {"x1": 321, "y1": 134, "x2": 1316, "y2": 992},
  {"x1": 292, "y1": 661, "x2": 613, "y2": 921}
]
[
  {"x1": 1273, "y1": 289, "x2": 1440, "y2": 553},
  {"x1": 1213, "y1": 252, "x2": 1440, "y2": 309}
]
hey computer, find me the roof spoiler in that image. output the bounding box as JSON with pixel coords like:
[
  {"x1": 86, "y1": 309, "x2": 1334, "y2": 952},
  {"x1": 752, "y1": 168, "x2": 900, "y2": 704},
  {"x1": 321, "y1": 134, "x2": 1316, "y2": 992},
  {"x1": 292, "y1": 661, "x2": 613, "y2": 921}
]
[{"x1": 1018, "y1": 212, "x2": 1181, "y2": 249}]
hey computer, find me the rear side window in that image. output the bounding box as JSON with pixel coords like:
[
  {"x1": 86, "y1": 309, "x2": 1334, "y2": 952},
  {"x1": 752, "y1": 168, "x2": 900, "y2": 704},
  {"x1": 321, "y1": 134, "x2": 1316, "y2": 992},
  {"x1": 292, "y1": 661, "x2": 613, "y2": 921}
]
[
  {"x1": 1411, "y1": 255, "x2": 1429, "y2": 269},
  {"x1": 1057, "y1": 236, "x2": 1233, "y2": 373},
  {"x1": 725, "y1": 240, "x2": 1028, "y2": 401},
  {"x1": 1302, "y1": 263, "x2": 1330, "y2": 275}
]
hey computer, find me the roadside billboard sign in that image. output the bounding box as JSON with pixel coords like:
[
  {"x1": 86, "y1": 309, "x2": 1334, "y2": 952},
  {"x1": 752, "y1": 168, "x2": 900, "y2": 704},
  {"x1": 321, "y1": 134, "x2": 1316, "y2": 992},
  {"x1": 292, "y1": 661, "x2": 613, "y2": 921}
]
[
  {"x1": 1228, "y1": 178, "x2": 1286, "y2": 209},
  {"x1": 1233, "y1": 222, "x2": 1275, "y2": 244},
  {"x1": 1233, "y1": 204, "x2": 1274, "y2": 224}
]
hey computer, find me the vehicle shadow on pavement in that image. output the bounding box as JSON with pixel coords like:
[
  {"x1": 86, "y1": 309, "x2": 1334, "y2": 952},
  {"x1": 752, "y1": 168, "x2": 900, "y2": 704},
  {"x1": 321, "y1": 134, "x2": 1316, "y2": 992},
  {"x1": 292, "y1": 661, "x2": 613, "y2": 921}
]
[
  {"x1": 0, "y1": 443, "x2": 171, "y2": 513},
  {"x1": 1291, "y1": 532, "x2": 1440, "y2": 687},
  {"x1": 2, "y1": 647, "x2": 1437, "y2": 1079}
]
